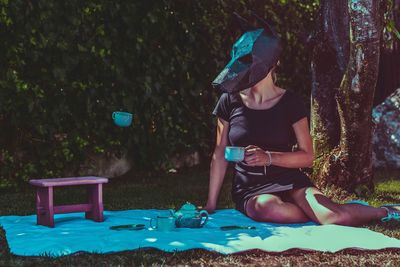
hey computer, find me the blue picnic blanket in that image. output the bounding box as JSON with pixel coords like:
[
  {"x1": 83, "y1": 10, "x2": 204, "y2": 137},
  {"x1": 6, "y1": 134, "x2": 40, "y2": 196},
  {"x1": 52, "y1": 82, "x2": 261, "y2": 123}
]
[{"x1": 1, "y1": 209, "x2": 400, "y2": 257}]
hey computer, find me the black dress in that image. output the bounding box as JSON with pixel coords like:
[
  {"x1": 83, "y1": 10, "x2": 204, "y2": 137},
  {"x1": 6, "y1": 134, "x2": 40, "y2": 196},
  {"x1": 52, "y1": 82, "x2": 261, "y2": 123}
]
[{"x1": 212, "y1": 90, "x2": 315, "y2": 214}]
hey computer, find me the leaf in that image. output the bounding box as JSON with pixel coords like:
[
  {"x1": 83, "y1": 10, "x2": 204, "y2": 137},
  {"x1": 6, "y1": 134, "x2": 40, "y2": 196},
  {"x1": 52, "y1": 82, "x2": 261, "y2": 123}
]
[{"x1": 387, "y1": 20, "x2": 400, "y2": 40}]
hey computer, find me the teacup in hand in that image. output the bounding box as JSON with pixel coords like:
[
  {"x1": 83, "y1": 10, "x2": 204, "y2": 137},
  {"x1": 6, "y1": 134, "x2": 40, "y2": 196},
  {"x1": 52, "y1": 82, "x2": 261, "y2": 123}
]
[
  {"x1": 112, "y1": 111, "x2": 133, "y2": 127},
  {"x1": 224, "y1": 146, "x2": 245, "y2": 162}
]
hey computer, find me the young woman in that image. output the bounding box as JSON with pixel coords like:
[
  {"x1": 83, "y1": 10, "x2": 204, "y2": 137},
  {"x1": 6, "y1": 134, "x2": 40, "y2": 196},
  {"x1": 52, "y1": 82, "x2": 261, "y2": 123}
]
[{"x1": 205, "y1": 65, "x2": 400, "y2": 226}]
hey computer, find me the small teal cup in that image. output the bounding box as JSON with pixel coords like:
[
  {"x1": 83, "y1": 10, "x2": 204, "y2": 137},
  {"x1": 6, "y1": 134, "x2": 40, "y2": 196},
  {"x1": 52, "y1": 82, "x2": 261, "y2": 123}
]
[
  {"x1": 112, "y1": 111, "x2": 133, "y2": 127},
  {"x1": 150, "y1": 216, "x2": 176, "y2": 232},
  {"x1": 225, "y1": 146, "x2": 245, "y2": 162}
]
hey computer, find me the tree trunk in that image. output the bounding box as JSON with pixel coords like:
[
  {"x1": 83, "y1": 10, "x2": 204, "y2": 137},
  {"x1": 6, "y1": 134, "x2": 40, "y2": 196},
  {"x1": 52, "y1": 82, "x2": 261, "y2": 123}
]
[
  {"x1": 311, "y1": 0, "x2": 384, "y2": 194},
  {"x1": 310, "y1": 0, "x2": 349, "y2": 171}
]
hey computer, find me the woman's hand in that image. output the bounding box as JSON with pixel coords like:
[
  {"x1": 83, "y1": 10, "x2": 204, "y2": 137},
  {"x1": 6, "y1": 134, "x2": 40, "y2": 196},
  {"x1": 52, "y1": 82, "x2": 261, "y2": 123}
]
[
  {"x1": 202, "y1": 202, "x2": 216, "y2": 214},
  {"x1": 244, "y1": 145, "x2": 268, "y2": 166}
]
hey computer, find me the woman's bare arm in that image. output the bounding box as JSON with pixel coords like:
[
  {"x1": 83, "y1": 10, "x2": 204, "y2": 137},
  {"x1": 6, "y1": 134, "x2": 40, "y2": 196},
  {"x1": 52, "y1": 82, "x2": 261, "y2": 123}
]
[
  {"x1": 205, "y1": 118, "x2": 229, "y2": 213},
  {"x1": 270, "y1": 117, "x2": 314, "y2": 168},
  {"x1": 244, "y1": 117, "x2": 314, "y2": 168}
]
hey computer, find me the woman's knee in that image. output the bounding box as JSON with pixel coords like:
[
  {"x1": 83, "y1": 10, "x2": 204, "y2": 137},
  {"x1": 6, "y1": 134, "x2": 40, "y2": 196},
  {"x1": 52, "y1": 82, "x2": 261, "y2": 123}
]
[
  {"x1": 245, "y1": 194, "x2": 285, "y2": 221},
  {"x1": 294, "y1": 187, "x2": 352, "y2": 225},
  {"x1": 317, "y1": 206, "x2": 352, "y2": 225}
]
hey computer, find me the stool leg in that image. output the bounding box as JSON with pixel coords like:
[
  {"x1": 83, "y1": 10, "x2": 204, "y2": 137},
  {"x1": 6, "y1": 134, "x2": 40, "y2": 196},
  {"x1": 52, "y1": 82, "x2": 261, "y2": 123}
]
[
  {"x1": 36, "y1": 187, "x2": 54, "y2": 227},
  {"x1": 85, "y1": 184, "x2": 104, "y2": 222}
]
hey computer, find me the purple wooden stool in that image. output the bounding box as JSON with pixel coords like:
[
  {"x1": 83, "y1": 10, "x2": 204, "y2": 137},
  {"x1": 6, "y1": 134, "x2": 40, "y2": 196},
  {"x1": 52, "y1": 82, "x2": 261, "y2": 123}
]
[{"x1": 29, "y1": 176, "x2": 108, "y2": 227}]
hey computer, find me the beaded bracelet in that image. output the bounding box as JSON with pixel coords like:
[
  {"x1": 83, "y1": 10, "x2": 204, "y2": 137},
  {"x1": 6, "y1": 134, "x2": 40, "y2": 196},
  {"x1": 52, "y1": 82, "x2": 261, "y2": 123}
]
[
  {"x1": 265, "y1": 150, "x2": 272, "y2": 166},
  {"x1": 264, "y1": 150, "x2": 272, "y2": 175}
]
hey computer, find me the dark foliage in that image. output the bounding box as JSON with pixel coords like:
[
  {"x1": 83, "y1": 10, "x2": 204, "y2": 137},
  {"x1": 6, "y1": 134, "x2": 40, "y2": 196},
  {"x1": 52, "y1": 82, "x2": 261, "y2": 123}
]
[{"x1": 0, "y1": 0, "x2": 318, "y2": 187}]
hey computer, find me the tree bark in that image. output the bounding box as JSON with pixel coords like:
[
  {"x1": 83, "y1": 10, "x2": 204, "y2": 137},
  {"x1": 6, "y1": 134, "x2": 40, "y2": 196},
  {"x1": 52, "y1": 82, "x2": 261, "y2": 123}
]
[
  {"x1": 311, "y1": 0, "x2": 384, "y2": 194},
  {"x1": 310, "y1": 0, "x2": 349, "y2": 169}
]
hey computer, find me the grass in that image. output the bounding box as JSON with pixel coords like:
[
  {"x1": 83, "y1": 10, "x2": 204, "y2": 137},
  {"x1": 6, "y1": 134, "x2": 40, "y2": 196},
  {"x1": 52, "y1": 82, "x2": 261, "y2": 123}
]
[{"x1": 0, "y1": 166, "x2": 400, "y2": 266}]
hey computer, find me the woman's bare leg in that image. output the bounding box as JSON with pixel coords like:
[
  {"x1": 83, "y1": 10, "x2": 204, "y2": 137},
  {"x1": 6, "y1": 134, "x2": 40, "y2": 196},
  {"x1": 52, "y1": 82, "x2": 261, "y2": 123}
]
[
  {"x1": 288, "y1": 187, "x2": 387, "y2": 226},
  {"x1": 245, "y1": 193, "x2": 310, "y2": 223}
]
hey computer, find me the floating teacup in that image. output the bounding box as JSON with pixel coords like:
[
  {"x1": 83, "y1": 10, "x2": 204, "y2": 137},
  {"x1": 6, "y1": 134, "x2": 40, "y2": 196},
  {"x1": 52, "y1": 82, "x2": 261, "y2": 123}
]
[
  {"x1": 150, "y1": 216, "x2": 176, "y2": 232},
  {"x1": 112, "y1": 111, "x2": 133, "y2": 127},
  {"x1": 224, "y1": 146, "x2": 245, "y2": 162}
]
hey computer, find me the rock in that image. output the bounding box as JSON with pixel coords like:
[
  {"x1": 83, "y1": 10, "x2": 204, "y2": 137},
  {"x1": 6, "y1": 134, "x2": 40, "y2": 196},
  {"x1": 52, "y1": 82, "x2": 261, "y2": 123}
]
[
  {"x1": 166, "y1": 150, "x2": 201, "y2": 169},
  {"x1": 76, "y1": 149, "x2": 201, "y2": 178},
  {"x1": 78, "y1": 153, "x2": 132, "y2": 178},
  {"x1": 372, "y1": 88, "x2": 400, "y2": 168}
]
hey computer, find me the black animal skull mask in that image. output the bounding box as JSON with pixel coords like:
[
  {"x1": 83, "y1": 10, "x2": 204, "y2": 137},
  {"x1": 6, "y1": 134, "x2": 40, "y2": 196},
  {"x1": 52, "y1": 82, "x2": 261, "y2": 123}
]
[{"x1": 212, "y1": 12, "x2": 282, "y2": 93}]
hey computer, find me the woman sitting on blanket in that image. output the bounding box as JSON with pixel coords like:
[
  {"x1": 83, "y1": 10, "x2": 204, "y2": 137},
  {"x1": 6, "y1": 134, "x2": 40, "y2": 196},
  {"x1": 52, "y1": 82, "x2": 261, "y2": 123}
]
[{"x1": 204, "y1": 12, "x2": 400, "y2": 225}]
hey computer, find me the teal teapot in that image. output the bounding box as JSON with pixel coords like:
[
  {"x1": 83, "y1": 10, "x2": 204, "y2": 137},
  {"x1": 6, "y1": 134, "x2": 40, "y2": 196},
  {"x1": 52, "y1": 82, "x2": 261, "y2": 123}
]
[{"x1": 169, "y1": 202, "x2": 209, "y2": 228}]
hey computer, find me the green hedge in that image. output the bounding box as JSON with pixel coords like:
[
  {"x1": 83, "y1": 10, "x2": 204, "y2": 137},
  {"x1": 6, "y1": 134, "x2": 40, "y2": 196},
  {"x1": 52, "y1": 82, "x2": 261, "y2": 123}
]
[{"x1": 0, "y1": 0, "x2": 318, "y2": 187}]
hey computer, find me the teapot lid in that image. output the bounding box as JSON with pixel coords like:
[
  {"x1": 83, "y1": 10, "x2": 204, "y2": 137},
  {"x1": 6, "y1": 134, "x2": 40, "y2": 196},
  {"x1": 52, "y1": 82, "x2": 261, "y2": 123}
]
[{"x1": 180, "y1": 202, "x2": 196, "y2": 211}]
